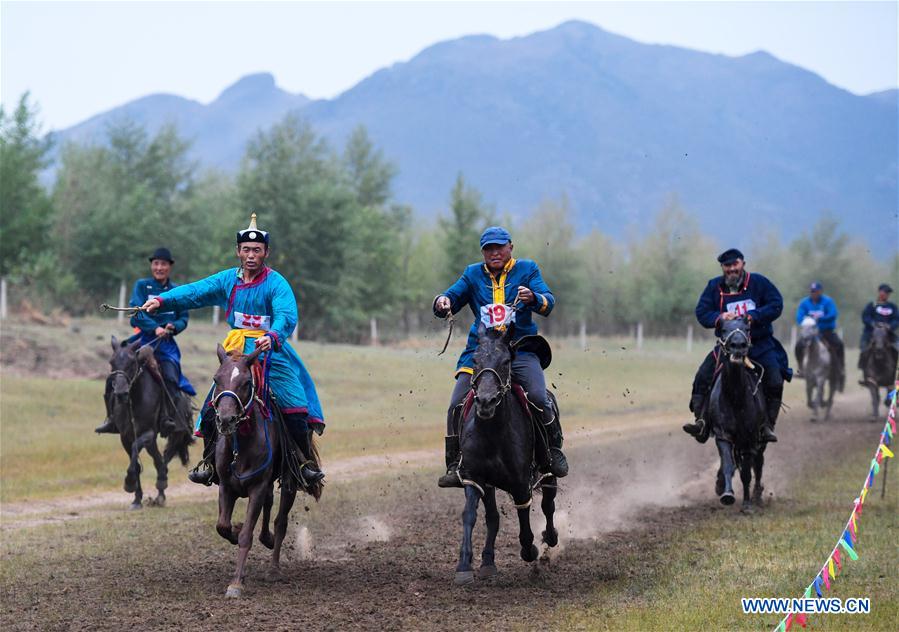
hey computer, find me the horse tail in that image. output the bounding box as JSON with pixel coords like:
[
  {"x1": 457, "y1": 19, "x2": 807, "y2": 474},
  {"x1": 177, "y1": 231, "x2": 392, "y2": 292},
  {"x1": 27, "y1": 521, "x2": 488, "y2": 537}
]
[{"x1": 163, "y1": 430, "x2": 194, "y2": 466}]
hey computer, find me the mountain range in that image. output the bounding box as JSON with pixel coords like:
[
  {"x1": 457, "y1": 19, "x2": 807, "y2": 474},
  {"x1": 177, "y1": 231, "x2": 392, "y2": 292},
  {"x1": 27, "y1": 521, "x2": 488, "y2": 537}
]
[{"x1": 52, "y1": 21, "x2": 899, "y2": 251}]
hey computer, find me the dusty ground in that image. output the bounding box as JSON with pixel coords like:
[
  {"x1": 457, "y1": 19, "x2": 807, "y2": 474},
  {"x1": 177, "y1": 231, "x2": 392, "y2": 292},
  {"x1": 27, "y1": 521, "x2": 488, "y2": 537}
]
[{"x1": 1, "y1": 390, "x2": 885, "y2": 631}]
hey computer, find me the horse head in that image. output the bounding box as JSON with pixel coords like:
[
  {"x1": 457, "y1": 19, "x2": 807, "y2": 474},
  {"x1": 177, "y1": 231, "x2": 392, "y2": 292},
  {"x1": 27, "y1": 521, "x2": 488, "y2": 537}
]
[
  {"x1": 472, "y1": 321, "x2": 515, "y2": 419},
  {"x1": 871, "y1": 323, "x2": 891, "y2": 355},
  {"x1": 108, "y1": 336, "x2": 142, "y2": 399},
  {"x1": 212, "y1": 343, "x2": 264, "y2": 436},
  {"x1": 798, "y1": 316, "x2": 819, "y2": 342},
  {"x1": 718, "y1": 317, "x2": 752, "y2": 363}
]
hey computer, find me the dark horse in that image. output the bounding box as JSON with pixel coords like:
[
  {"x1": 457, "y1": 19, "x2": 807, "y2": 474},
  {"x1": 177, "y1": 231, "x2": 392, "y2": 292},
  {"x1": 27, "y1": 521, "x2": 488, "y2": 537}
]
[
  {"x1": 106, "y1": 337, "x2": 192, "y2": 509},
  {"x1": 707, "y1": 318, "x2": 768, "y2": 512},
  {"x1": 210, "y1": 344, "x2": 322, "y2": 598},
  {"x1": 861, "y1": 323, "x2": 898, "y2": 421},
  {"x1": 454, "y1": 322, "x2": 558, "y2": 585},
  {"x1": 796, "y1": 320, "x2": 835, "y2": 422}
]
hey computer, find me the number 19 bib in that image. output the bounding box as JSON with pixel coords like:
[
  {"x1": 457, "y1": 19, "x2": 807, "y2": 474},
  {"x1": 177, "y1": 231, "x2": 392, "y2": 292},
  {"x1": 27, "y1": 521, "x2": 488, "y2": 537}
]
[{"x1": 480, "y1": 303, "x2": 515, "y2": 329}]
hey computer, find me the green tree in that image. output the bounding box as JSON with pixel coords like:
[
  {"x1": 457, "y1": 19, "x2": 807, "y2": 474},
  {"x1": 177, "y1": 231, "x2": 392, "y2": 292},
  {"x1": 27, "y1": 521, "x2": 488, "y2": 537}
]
[
  {"x1": 343, "y1": 125, "x2": 396, "y2": 208},
  {"x1": 438, "y1": 173, "x2": 492, "y2": 284},
  {"x1": 0, "y1": 93, "x2": 54, "y2": 276}
]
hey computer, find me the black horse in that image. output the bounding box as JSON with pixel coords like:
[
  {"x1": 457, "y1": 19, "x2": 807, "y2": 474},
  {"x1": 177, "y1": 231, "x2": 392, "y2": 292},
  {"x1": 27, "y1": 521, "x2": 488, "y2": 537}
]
[
  {"x1": 106, "y1": 337, "x2": 192, "y2": 509},
  {"x1": 707, "y1": 318, "x2": 768, "y2": 512},
  {"x1": 861, "y1": 323, "x2": 898, "y2": 421},
  {"x1": 210, "y1": 344, "x2": 322, "y2": 598},
  {"x1": 454, "y1": 322, "x2": 558, "y2": 585}
]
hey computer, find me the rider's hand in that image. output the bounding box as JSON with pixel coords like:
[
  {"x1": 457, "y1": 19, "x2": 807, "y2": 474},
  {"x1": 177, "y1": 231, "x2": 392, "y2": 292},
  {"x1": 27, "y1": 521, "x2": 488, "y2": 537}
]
[
  {"x1": 516, "y1": 286, "x2": 535, "y2": 305},
  {"x1": 721, "y1": 312, "x2": 739, "y2": 321},
  {"x1": 435, "y1": 295, "x2": 451, "y2": 316},
  {"x1": 254, "y1": 336, "x2": 272, "y2": 353},
  {"x1": 142, "y1": 298, "x2": 161, "y2": 313},
  {"x1": 164, "y1": 323, "x2": 176, "y2": 334},
  {"x1": 154, "y1": 326, "x2": 168, "y2": 338}
]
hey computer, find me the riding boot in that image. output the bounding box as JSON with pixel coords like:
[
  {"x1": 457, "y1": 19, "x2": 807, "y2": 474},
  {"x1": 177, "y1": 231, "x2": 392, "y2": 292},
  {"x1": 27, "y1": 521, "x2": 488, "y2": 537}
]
[
  {"x1": 188, "y1": 407, "x2": 217, "y2": 485},
  {"x1": 438, "y1": 435, "x2": 464, "y2": 488},
  {"x1": 284, "y1": 413, "x2": 325, "y2": 485},
  {"x1": 158, "y1": 382, "x2": 181, "y2": 436},
  {"x1": 682, "y1": 393, "x2": 709, "y2": 443},
  {"x1": 95, "y1": 417, "x2": 119, "y2": 434},
  {"x1": 761, "y1": 392, "x2": 780, "y2": 443},
  {"x1": 542, "y1": 407, "x2": 569, "y2": 478}
]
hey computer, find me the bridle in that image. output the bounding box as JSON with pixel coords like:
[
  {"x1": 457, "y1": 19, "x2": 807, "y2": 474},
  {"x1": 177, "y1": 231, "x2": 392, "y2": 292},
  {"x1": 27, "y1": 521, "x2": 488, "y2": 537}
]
[
  {"x1": 718, "y1": 324, "x2": 751, "y2": 356},
  {"x1": 210, "y1": 366, "x2": 258, "y2": 432},
  {"x1": 471, "y1": 366, "x2": 511, "y2": 399}
]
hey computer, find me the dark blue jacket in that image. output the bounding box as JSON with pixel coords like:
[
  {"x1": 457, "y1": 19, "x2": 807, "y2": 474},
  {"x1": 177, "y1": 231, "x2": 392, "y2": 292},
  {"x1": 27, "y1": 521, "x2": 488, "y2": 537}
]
[
  {"x1": 128, "y1": 277, "x2": 194, "y2": 395},
  {"x1": 435, "y1": 258, "x2": 554, "y2": 374},
  {"x1": 862, "y1": 301, "x2": 899, "y2": 334}
]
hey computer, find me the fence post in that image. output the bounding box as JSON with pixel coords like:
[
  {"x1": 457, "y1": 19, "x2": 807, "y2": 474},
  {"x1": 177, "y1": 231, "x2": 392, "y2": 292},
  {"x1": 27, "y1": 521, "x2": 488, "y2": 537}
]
[
  {"x1": 292, "y1": 325, "x2": 299, "y2": 343},
  {"x1": 579, "y1": 318, "x2": 587, "y2": 351},
  {"x1": 370, "y1": 317, "x2": 379, "y2": 346},
  {"x1": 636, "y1": 322, "x2": 644, "y2": 351},
  {"x1": 0, "y1": 277, "x2": 7, "y2": 320},
  {"x1": 117, "y1": 281, "x2": 126, "y2": 325},
  {"x1": 686, "y1": 324, "x2": 693, "y2": 353},
  {"x1": 212, "y1": 305, "x2": 220, "y2": 326},
  {"x1": 790, "y1": 325, "x2": 797, "y2": 351}
]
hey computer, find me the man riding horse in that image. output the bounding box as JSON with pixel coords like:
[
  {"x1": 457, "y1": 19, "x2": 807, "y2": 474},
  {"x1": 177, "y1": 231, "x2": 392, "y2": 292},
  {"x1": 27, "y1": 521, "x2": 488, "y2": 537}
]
[
  {"x1": 140, "y1": 215, "x2": 325, "y2": 485},
  {"x1": 96, "y1": 247, "x2": 196, "y2": 435},
  {"x1": 858, "y1": 283, "x2": 899, "y2": 377},
  {"x1": 795, "y1": 281, "x2": 845, "y2": 390},
  {"x1": 433, "y1": 226, "x2": 568, "y2": 488},
  {"x1": 683, "y1": 248, "x2": 792, "y2": 443}
]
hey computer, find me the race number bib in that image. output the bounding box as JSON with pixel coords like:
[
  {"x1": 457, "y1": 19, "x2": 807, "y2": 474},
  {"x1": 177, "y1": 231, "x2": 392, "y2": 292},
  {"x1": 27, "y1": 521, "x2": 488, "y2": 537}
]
[
  {"x1": 808, "y1": 309, "x2": 824, "y2": 319},
  {"x1": 876, "y1": 305, "x2": 894, "y2": 316},
  {"x1": 233, "y1": 311, "x2": 271, "y2": 330},
  {"x1": 480, "y1": 303, "x2": 515, "y2": 329},
  {"x1": 725, "y1": 299, "x2": 756, "y2": 317}
]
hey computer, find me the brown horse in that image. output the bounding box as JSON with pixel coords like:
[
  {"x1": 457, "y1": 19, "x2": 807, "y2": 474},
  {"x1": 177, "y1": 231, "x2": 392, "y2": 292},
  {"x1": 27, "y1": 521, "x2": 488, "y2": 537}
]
[
  {"x1": 105, "y1": 337, "x2": 193, "y2": 509},
  {"x1": 210, "y1": 344, "x2": 321, "y2": 598}
]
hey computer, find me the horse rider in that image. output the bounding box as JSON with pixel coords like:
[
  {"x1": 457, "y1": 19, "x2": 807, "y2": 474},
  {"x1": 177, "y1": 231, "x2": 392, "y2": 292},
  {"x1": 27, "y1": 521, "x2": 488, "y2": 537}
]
[
  {"x1": 682, "y1": 248, "x2": 792, "y2": 443},
  {"x1": 794, "y1": 281, "x2": 845, "y2": 390},
  {"x1": 96, "y1": 247, "x2": 196, "y2": 435},
  {"x1": 432, "y1": 226, "x2": 568, "y2": 488},
  {"x1": 858, "y1": 283, "x2": 899, "y2": 374},
  {"x1": 140, "y1": 215, "x2": 325, "y2": 485}
]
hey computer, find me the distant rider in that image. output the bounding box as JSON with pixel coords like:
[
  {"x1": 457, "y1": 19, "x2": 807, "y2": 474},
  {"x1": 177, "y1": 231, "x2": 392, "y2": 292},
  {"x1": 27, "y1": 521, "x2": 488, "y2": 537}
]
[
  {"x1": 795, "y1": 281, "x2": 844, "y2": 390},
  {"x1": 858, "y1": 283, "x2": 899, "y2": 377}
]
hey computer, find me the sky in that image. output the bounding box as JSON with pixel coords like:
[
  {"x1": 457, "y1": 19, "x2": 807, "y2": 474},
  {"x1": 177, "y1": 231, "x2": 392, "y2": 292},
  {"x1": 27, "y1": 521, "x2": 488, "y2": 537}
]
[{"x1": 2, "y1": 1, "x2": 897, "y2": 131}]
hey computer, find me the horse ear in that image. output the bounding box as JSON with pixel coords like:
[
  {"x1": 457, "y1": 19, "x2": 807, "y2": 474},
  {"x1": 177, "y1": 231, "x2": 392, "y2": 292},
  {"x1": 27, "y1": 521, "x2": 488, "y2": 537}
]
[
  {"x1": 216, "y1": 344, "x2": 229, "y2": 364},
  {"x1": 127, "y1": 339, "x2": 142, "y2": 352},
  {"x1": 245, "y1": 345, "x2": 264, "y2": 366},
  {"x1": 111, "y1": 336, "x2": 119, "y2": 351},
  {"x1": 502, "y1": 322, "x2": 516, "y2": 345},
  {"x1": 477, "y1": 320, "x2": 488, "y2": 340}
]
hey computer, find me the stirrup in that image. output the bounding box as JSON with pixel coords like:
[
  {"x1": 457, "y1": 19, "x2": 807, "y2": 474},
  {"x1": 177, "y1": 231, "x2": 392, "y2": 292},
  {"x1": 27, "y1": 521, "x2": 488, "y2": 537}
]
[
  {"x1": 94, "y1": 419, "x2": 118, "y2": 434},
  {"x1": 300, "y1": 462, "x2": 325, "y2": 485},
  {"x1": 759, "y1": 425, "x2": 778, "y2": 443},
  {"x1": 438, "y1": 464, "x2": 463, "y2": 488},
  {"x1": 188, "y1": 460, "x2": 216, "y2": 486}
]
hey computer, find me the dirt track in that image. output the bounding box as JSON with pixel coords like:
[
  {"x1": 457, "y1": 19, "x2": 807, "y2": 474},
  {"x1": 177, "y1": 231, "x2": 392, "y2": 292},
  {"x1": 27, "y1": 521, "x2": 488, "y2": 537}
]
[{"x1": 1, "y1": 391, "x2": 884, "y2": 631}]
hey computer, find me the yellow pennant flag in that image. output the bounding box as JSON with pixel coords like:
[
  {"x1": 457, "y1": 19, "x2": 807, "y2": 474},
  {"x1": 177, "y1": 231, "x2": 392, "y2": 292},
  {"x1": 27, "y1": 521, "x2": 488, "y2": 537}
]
[
  {"x1": 880, "y1": 444, "x2": 895, "y2": 459},
  {"x1": 828, "y1": 557, "x2": 836, "y2": 579},
  {"x1": 861, "y1": 487, "x2": 869, "y2": 504}
]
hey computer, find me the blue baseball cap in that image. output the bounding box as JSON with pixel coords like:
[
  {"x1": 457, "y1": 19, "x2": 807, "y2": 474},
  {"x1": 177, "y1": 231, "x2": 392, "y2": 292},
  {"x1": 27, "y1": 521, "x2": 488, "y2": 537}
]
[
  {"x1": 809, "y1": 281, "x2": 823, "y2": 291},
  {"x1": 480, "y1": 226, "x2": 512, "y2": 249}
]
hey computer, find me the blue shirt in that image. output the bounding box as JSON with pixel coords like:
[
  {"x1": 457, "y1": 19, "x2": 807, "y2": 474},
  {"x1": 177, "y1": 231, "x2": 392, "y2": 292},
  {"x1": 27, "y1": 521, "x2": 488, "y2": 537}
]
[
  {"x1": 796, "y1": 294, "x2": 838, "y2": 330},
  {"x1": 436, "y1": 258, "x2": 554, "y2": 374}
]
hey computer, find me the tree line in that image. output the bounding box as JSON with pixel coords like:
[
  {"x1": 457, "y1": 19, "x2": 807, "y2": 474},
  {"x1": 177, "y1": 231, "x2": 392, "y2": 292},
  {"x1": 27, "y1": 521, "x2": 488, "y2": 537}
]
[{"x1": 2, "y1": 93, "x2": 895, "y2": 343}]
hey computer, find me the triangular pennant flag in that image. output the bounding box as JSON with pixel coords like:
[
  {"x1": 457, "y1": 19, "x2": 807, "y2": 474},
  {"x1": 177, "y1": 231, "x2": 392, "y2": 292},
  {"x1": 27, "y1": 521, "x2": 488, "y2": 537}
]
[
  {"x1": 840, "y1": 536, "x2": 859, "y2": 561},
  {"x1": 803, "y1": 585, "x2": 813, "y2": 598},
  {"x1": 785, "y1": 613, "x2": 794, "y2": 631},
  {"x1": 796, "y1": 613, "x2": 808, "y2": 628},
  {"x1": 871, "y1": 458, "x2": 880, "y2": 474},
  {"x1": 822, "y1": 564, "x2": 831, "y2": 590},
  {"x1": 880, "y1": 444, "x2": 894, "y2": 458},
  {"x1": 876, "y1": 451, "x2": 884, "y2": 465},
  {"x1": 849, "y1": 518, "x2": 857, "y2": 539},
  {"x1": 833, "y1": 548, "x2": 842, "y2": 570},
  {"x1": 861, "y1": 487, "x2": 869, "y2": 504},
  {"x1": 814, "y1": 575, "x2": 823, "y2": 597},
  {"x1": 775, "y1": 619, "x2": 786, "y2": 632},
  {"x1": 828, "y1": 557, "x2": 836, "y2": 580}
]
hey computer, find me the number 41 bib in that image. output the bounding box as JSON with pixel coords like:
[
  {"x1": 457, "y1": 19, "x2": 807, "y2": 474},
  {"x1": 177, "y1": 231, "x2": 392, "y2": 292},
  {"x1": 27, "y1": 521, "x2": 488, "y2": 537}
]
[{"x1": 725, "y1": 299, "x2": 756, "y2": 317}]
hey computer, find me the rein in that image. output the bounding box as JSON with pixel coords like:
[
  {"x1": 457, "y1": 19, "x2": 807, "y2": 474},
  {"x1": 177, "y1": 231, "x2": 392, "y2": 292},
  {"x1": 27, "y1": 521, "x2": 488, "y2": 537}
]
[{"x1": 471, "y1": 366, "x2": 511, "y2": 399}]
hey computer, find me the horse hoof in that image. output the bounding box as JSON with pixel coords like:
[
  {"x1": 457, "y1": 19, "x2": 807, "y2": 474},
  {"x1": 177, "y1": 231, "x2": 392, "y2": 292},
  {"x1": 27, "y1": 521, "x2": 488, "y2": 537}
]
[
  {"x1": 265, "y1": 567, "x2": 285, "y2": 583},
  {"x1": 809, "y1": 416, "x2": 817, "y2": 423},
  {"x1": 149, "y1": 496, "x2": 166, "y2": 508},
  {"x1": 123, "y1": 478, "x2": 137, "y2": 494},
  {"x1": 225, "y1": 584, "x2": 242, "y2": 598},
  {"x1": 454, "y1": 571, "x2": 474, "y2": 586},
  {"x1": 542, "y1": 528, "x2": 559, "y2": 548},
  {"x1": 719, "y1": 492, "x2": 735, "y2": 506},
  {"x1": 129, "y1": 501, "x2": 143, "y2": 511},
  {"x1": 478, "y1": 565, "x2": 498, "y2": 579},
  {"x1": 741, "y1": 503, "x2": 756, "y2": 515},
  {"x1": 259, "y1": 532, "x2": 275, "y2": 550},
  {"x1": 521, "y1": 544, "x2": 539, "y2": 563}
]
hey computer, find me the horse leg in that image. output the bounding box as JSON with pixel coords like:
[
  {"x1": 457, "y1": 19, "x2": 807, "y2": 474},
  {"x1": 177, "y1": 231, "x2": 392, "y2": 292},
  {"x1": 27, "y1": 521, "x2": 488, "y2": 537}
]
[
  {"x1": 825, "y1": 377, "x2": 835, "y2": 421},
  {"x1": 540, "y1": 478, "x2": 558, "y2": 548},
  {"x1": 739, "y1": 450, "x2": 754, "y2": 512},
  {"x1": 145, "y1": 435, "x2": 167, "y2": 507},
  {"x1": 455, "y1": 485, "x2": 480, "y2": 585},
  {"x1": 259, "y1": 488, "x2": 275, "y2": 550},
  {"x1": 716, "y1": 439, "x2": 736, "y2": 505},
  {"x1": 216, "y1": 485, "x2": 239, "y2": 545},
  {"x1": 126, "y1": 430, "x2": 153, "y2": 509},
  {"x1": 226, "y1": 481, "x2": 266, "y2": 598},
  {"x1": 752, "y1": 449, "x2": 765, "y2": 505},
  {"x1": 269, "y1": 486, "x2": 296, "y2": 580},
  {"x1": 807, "y1": 379, "x2": 817, "y2": 422},
  {"x1": 869, "y1": 385, "x2": 879, "y2": 421},
  {"x1": 514, "y1": 491, "x2": 538, "y2": 563},
  {"x1": 478, "y1": 487, "x2": 499, "y2": 579}
]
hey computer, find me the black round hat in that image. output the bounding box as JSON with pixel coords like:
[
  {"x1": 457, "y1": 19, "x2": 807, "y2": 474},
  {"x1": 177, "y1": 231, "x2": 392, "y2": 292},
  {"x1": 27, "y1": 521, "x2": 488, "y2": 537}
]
[{"x1": 148, "y1": 247, "x2": 174, "y2": 263}]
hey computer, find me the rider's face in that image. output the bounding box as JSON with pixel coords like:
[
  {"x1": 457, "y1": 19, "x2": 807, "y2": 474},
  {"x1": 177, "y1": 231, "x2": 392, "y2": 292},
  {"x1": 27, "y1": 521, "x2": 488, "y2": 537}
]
[
  {"x1": 482, "y1": 242, "x2": 513, "y2": 273},
  {"x1": 721, "y1": 259, "x2": 744, "y2": 284},
  {"x1": 150, "y1": 259, "x2": 172, "y2": 283},
  {"x1": 878, "y1": 290, "x2": 889, "y2": 302},
  {"x1": 236, "y1": 243, "x2": 268, "y2": 273},
  {"x1": 810, "y1": 289, "x2": 822, "y2": 301}
]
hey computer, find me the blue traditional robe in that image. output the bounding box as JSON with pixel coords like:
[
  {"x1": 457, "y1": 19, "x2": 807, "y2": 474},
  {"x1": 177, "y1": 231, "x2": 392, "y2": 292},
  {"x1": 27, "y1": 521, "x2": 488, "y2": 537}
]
[{"x1": 156, "y1": 266, "x2": 325, "y2": 427}]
